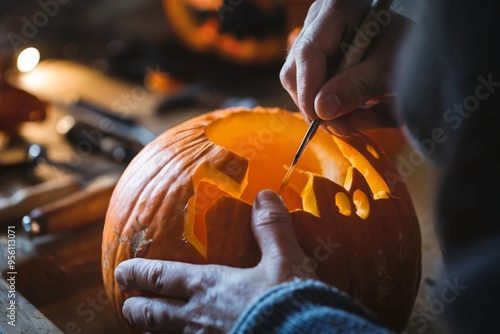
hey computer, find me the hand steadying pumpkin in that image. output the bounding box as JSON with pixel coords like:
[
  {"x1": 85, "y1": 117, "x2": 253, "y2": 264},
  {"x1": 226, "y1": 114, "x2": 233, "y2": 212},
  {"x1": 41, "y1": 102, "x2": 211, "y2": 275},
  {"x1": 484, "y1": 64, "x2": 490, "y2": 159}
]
[
  {"x1": 115, "y1": 190, "x2": 316, "y2": 333},
  {"x1": 280, "y1": 0, "x2": 411, "y2": 126}
]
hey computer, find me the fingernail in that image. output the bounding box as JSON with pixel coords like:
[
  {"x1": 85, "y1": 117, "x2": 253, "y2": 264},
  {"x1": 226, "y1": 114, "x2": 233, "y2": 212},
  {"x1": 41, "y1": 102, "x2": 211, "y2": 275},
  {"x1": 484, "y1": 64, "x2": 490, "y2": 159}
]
[
  {"x1": 115, "y1": 266, "x2": 124, "y2": 284},
  {"x1": 255, "y1": 190, "x2": 284, "y2": 209},
  {"x1": 319, "y1": 94, "x2": 341, "y2": 119},
  {"x1": 122, "y1": 299, "x2": 132, "y2": 321},
  {"x1": 327, "y1": 125, "x2": 344, "y2": 137},
  {"x1": 115, "y1": 267, "x2": 131, "y2": 291}
]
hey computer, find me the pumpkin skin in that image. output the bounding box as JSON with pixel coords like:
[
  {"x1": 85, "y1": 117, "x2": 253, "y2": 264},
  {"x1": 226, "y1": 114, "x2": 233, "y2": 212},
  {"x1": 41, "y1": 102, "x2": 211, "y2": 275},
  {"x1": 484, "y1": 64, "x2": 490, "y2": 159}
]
[
  {"x1": 102, "y1": 107, "x2": 421, "y2": 333},
  {"x1": 162, "y1": 0, "x2": 314, "y2": 65}
]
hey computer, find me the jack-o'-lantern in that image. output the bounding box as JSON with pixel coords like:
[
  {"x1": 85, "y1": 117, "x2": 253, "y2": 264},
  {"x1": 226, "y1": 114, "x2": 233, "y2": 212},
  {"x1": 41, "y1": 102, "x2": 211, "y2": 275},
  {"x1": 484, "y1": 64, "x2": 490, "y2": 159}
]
[
  {"x1": 102, "y1": 107, "x2": 421, "y2": 333},
  {"x1": 162, "y1": 0, "x2": 314, "y2": 65}
]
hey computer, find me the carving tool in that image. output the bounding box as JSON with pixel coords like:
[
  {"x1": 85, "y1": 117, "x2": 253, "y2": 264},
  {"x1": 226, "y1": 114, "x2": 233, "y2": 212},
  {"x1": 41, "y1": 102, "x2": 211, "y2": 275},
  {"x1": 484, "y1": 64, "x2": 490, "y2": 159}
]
[
  {"x1": 0, "y1": 175, "x2": 82, "y2": 224},
  {"x1": 278, "y1": 0, "x2": 394, "y2": 194},
  {"x1": 19, "y1": 143, "x2": 125, "y2": 236},
  {"x1": 0, "y1": 142, "x2": 124, "y2": 225},
  {"x1": 57, "y1": 98, "x2": 158, "y2": 147},
  {"x1": 22, "y1": 172, "x2": 120, "y2": 237}
]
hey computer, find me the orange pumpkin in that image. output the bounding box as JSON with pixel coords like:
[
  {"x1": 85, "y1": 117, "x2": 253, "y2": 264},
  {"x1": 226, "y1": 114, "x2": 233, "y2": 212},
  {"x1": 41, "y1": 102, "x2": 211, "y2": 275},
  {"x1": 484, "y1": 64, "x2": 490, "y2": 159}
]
[
  {"x1": 361, "y1": 127, "x2": 410, "y2": 156},
  {"x1": 162, "y1": 0, "x2": 314, "y2": 65},
  {"x1": 102, "y1": 107, "x2": 421, "y2": 333}
]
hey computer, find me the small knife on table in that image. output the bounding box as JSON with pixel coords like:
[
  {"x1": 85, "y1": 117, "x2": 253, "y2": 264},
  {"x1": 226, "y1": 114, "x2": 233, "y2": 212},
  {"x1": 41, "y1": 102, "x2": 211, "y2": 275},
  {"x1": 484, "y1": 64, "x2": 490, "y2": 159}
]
[
  {"x1": 22, "y1": 172, "x2": 121, "y2": 237},
  {"x1": 17, "y1": 143, "x2": 126, "y2": 237}
]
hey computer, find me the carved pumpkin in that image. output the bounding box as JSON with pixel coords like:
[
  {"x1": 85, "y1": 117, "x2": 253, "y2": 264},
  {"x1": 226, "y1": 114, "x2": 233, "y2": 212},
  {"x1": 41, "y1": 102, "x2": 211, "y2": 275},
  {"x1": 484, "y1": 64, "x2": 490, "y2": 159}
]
[
  {"x1": 162, "y1": 0, "x2": 314, "y2": 65},
  {"x1": 102, "y1": 107, "x2": 421, "y2": 333}
]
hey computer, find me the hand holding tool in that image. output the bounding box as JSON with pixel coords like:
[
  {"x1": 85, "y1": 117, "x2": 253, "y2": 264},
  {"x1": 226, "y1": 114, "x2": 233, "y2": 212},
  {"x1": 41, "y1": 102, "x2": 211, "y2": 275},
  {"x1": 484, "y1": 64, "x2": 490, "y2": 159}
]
[{"x1": 278, "y1": 0, "x2": 394, "y2": 194}]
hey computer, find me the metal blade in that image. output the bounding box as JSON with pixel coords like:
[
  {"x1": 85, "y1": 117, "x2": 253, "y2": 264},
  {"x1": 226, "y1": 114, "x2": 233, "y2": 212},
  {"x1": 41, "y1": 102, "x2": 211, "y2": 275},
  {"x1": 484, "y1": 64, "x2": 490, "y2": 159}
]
[{"x1": 278, "y1": 118, "x2": 321, "y2": 194}]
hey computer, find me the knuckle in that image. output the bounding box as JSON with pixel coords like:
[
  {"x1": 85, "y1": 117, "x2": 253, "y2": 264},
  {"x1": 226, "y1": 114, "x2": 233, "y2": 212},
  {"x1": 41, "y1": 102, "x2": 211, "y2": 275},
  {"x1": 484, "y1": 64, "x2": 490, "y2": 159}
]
[
  {"x1": 349, "y1": 73, "x2": 375, "y2": 102},
  {"x1": 141, "y1": 299, "x2": 156, "y2": 328},
  {"x1": 254, "y1": 209, "x2": 290, "y2": 227},
  {"x1": 309, "y1": 0, "x2": 321, "y2": 12},
  {"x1": 295, "y1": 37, "x2": 316, "y2": 61},
  {"x1": 148, "y1": 262, "x2": 166, "y2": 292},
  {"x1": 279, "y1": 65, "x2": 294, "y2": 91},
  {"x1": 124, "y1": 264, "x2": 137, "y2": 284},
  {"x1": 305, "y1": 0, "x2": 324, "y2": 21},
  {"x1": 330, "y1": 0, "x2": 351, "y2": 12},
  {"x1": 189, "y1": 267, "x2": 215, "y2": 292}
]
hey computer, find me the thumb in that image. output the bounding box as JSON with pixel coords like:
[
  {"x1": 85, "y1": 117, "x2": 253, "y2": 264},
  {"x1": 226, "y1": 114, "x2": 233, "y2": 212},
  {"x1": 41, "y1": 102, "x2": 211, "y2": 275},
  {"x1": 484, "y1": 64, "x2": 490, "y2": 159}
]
[
  {"x1": 314, "y1": 59, "x2": 390, "y2": 120},
  {"x1": 251, "y1": 190, "x2": 305, "y2": 262}
]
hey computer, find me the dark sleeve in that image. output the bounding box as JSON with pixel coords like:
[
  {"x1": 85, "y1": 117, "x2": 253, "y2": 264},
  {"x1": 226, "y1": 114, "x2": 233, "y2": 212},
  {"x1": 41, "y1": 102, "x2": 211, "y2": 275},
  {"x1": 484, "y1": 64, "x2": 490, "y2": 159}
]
[
  {"x1": 396, "y1": 1, "x2": 500, "y2": 333},
  {"x1": 397, "y1": 0, "x2": 500, "y2": 255},
  {"x1": 439, "y1": 236, "x2": 500, "y2": 334},
  {"x1": 230, "y1": 279, "x2": 394, "y2": 334}
]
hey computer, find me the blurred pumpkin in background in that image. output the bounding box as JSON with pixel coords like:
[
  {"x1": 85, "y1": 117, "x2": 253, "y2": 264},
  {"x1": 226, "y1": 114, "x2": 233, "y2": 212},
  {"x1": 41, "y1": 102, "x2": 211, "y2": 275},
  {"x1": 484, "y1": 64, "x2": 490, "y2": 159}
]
[
  {"x1": 162, "y1": 0, "x2": 314, "y2": 65},
  {"x1": 162, "y1": 0, "x2": 410, "y2": 155}
]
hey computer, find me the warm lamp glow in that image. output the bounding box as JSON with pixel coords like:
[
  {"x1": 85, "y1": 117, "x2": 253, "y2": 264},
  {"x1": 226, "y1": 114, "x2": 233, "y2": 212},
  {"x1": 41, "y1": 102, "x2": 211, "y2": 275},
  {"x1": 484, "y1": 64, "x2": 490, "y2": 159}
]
[{"x1": 17, "y1": 47, "x2": 40, "y2": 73}]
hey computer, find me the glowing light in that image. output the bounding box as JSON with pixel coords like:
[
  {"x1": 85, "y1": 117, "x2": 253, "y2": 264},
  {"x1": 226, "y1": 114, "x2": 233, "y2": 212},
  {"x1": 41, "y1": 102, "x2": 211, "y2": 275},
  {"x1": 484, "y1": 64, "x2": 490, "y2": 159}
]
[{"x1": 17, "y1": 47, "x2": 40, "y2": 72}]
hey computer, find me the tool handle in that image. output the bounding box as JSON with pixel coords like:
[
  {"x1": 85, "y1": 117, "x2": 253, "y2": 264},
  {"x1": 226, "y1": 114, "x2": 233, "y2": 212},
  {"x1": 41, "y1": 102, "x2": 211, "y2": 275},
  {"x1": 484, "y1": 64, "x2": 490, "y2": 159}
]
[
  {"x1": 0, "y1": 176, "x2": 81, "y2": 223},
  {"x1": 22, "y1": 173, "x2": 120, "y2": 237},
  {"x1": 336, "y1": 0, "x2": 394, "y2": 73}
]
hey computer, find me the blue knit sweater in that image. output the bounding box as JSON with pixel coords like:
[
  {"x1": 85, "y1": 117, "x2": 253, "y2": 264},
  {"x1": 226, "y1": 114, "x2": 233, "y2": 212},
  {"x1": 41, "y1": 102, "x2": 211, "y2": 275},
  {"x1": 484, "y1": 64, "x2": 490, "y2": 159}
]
[{"x1": 230, "y1": 279, "x2": 394, "y2": 334}]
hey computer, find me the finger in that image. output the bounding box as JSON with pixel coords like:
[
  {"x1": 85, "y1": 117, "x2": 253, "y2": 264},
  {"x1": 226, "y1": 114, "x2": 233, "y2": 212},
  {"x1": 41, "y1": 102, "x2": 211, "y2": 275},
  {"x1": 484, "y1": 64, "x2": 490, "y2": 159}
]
[
  {"x1": 280, "y1": 1, "x2": 322, "y2": 110},
  {"x1": 280, "y1": 58, "x2": 299, "y2": 109},
  {"x1": 314, "y1": 14, "x2": 411, "y2": 120},
  {"x1": 294, "y1": 6, "x2": 344, "y2": 120},
  {"x1": 341, "y1": 96, "x2": 403, "y2": 130},
  {"x1": 314, "y1": 54, "x2": 391, "y2": 120},
  {"x1": 294, "y1": 0, "x2": 368, "y2": 121},
  {"x1": 115, "y1": 259, "x2": 208, "y2": 299},
  {"x1": 122, "y1": 296, "x2": 186, "y2": 333},
  {"x1": 251, "y1": 190, "x2": 305, "y2": 262}
]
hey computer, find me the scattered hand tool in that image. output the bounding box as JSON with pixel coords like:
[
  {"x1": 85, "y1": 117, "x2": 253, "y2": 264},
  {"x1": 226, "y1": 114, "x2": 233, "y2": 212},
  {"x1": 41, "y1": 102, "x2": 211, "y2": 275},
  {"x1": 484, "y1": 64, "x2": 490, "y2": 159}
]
[
  {"x1": 5, "y1": 144, "x2": 126, "y2": 236},
  {"x1": 22, "y1": 172, "x2": 121, "y2": 237},
  {"x1": 56, "y1": 115, "x2": 140, "y2": 164},
  {"x1": 0, "y1": 142, "x2": 124, "y2": 225},
  {"x1": 57, "y1": 97, "x2": 157, "y2": 147},
  {"x1": 0, "y1": 175, "x2": 82, "y2": 224},
  {"x1": 14, "y1": 95, "x2": 157, "y2": 237},
  {"x1": 0, "y1": 146, "x2": 37, "y2": 174},
  {"x1": 278, "y1": 0, "x2": 394, "y2": 194},
  {"x1": 27, "y1": 143, "x2": 124, "y2": 177}
]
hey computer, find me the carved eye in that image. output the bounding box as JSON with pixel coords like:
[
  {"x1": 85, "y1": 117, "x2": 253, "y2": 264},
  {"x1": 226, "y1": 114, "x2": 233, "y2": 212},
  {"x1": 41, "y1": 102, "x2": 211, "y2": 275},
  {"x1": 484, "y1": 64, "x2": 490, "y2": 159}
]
[{"x1": 353, "y1": 189, "x2": 370, "y2": 219}]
